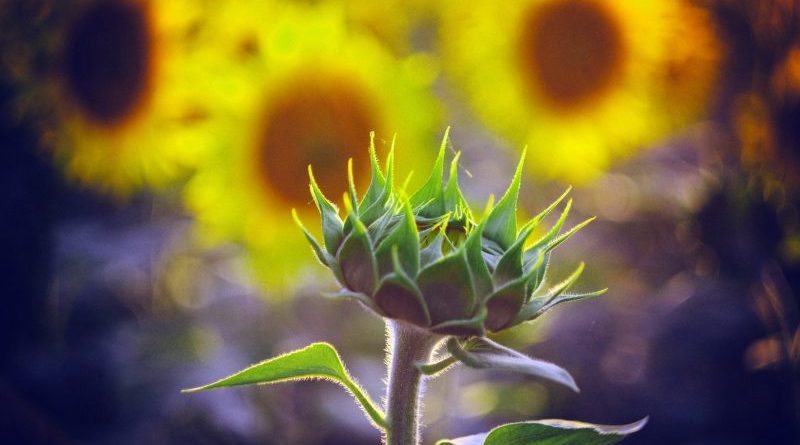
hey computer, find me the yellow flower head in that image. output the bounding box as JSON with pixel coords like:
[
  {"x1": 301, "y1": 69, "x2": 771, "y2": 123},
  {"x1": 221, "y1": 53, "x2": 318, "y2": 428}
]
[
  {"x1": 16, "y1": 0, "x2": 221, "y2": 194},
  {"x1": 186, "y1": 2, "x2": 441, "y2": 293},
  {"x1": 650, "y1": 1, "x2": 725, "y2": 133},
  {"x1": 441, "y1": 0, "x2": 714, "y2": 183},
  {"x1": 336, "y1": 0, "x2": 439, "y2": 55}
]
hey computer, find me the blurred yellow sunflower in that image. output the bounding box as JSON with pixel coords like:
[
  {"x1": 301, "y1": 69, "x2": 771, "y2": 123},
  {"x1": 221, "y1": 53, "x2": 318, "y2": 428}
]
[
  {"x1": 441, "y1": 0, "x2": 689, "y2": 183},
  {"x1": 338, "y1": 0, "x2": 440, "y2": 55},
  {"x1": 650, "y1": 1, "x2": 725, "y2": 133},
  {"x1": 186, "y1": 2, "x2": 441, "y2": 292},
  {"x1": 24, "y1": 0, "x2": 221, "y2": 194}
]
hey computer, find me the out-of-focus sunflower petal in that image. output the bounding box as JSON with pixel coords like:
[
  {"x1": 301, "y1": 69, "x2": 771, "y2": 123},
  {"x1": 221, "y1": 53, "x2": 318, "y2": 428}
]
[
  {"x1": 185, "y1": 2, "x2": 441, "y2": 293},
  {"x1": 441, "y1": 0, "x2": 722, "y2": 183},
  {"x1": 12, "y1": 0, "x2": 224, "y2": 195}
]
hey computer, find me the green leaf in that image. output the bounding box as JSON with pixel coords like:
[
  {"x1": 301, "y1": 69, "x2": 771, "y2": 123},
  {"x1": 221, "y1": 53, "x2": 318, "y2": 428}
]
[
  {"x1": 337, "y1": 218, "x2": 378, "y2": 295},
  {"x1": 410, "y1": 128, "x2": 449, "y2": 217},
  {"x1": 183, "y1": 342, "x2": 387, "y2": 431},
  {"x1": 375, "y1": 201, "x2": 420, "y2": 277},
  {"x1": 437, "y1": 433, "x2": 487, "y2": 445},
  {"x1": 436, "y1": 417, "x2": 648, "y2": 445},
  {"x1": 483, "y1": 149, "x2": 525, "y2": 250},
  {"x1": 446, "y1": 337, "x2": 578, "y2": 392},
  {"x1": 417, "y1": 249, "x2": 477, "y2": 326},
  {"x1": 308, "y1": 166, "x2": 344, "y2": 253}
]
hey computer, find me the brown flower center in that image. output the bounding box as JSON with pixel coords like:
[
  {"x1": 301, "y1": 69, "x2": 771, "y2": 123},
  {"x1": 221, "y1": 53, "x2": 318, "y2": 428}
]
[
  {"x1": 517, "y1": 0, "x2": 625, "y2": 112},
  {"x1": 63, "y1": 1, "x2": 154, "y2": 126},
  {"x1": 256, "y1": 74, "x2": 380, "y2": 207}
]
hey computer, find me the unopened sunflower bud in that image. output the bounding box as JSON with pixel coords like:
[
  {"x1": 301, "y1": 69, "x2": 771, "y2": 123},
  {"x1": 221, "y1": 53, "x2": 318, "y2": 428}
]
[{"x1": 294, "y1": 129, "x2": 604, "y2": 338}]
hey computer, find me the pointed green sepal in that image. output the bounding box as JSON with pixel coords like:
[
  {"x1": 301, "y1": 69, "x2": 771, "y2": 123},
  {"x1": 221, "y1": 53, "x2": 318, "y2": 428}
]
[
  {"x1": 308, "y1": 166, "x2": 344, "y2": 253},
  {"x1": 535, "y1": 262, "x2": 585, "y2": 303},
  {"x1": 347, "y1": 158, "x2": 360, "y2": 214},
  {"x1": 419, "y1": 229, "x2": 447, "y2": 268},
  {"x1": 529, "y1": 186, "x2": 572, "y2": 228},
  {"x1": 483, "y1": 149, "x2": 525, "y2": 250},
  {"x1": 374, "y1": 249, "x2": 431, "y2": 327},
  {"x1": 527, "y1": 198, "x2": 572, "y2": 252},
  {"x1": 481, "y1": 194, "x2": 495, "y2": 221},
  {"x1": 546, "y1": 217, "x2": 596, "y2": 252},
  {"x1": 517, "y1": 262, "x2": 588, "y2": 322},
  {"x1": 492, "y1": 221, "x2": 536, "y2": 287},
  {"x1": 384, "y1": 134, "x2": 396, "y2": 198},
  {"x1": 547, "y1": 288, "x2": 608, "y2": 309},
  {"x1": 321, "y1": 288, "x2": 380, "y2": 312},
  {"x1": 375, "y1": 201, "x2": 420, "y2": 277},
  {"x1": 396, "y1": 170, "x2": 415, "y2": 201},
  {"x1": 410, "y1": 128, "x2": 449, "y2": 217},
  {"x1": 430, "y1": 305, "x2": 487, "y2": 337},
  {"x1": 337, "y1": 218, "x2": 378, "y2": 296},
  {"x1": 417, "y1": 248, "x2": 477, "y2": 326},
  {"x1": 444, "y1": 151, "x2": 473, "y2": 224},
  {"x1": 292, "y1": 209, "x2": 334, "y2": 268},
  {"x1": 522, "y1": 250, "x2": 546, "y2": 301},
  {"x1": 524, "y1": 288, "x2": 608, "y2": 322},
  {"x1": 359, "y1": 131, "x2": 387, "y2": 211},
  {"x1": 464, "y1": 221, "x2": 494, "y2": 301},
  {"x1": 365, "y1": 203, "x2": 399, "y2": 243},
  {"x1": 484, "y1": 265, "x2": 539, "y2": 331}
]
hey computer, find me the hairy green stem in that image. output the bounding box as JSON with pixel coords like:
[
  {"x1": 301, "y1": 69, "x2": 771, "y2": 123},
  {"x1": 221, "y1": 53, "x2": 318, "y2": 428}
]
[{"x1": 384, "y1": 320, "x2": 439, "y2": 445}]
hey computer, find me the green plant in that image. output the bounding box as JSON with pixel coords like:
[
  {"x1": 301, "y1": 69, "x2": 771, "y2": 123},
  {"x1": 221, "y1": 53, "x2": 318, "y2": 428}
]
[{"x1": 185, "y1": 129, "x2": 647, "y2": 444}]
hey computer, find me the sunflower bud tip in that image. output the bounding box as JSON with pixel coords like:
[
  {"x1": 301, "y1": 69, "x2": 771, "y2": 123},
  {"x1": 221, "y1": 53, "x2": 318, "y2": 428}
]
[{"x1": 299, "y1": 129, "x2": 603, "y2": 337}]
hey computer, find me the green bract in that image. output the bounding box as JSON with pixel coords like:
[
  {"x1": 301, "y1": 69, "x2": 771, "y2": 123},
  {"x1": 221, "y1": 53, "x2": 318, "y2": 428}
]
[{"x1": 295, "y1": 129, "x2": 604, "y2": 338}]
